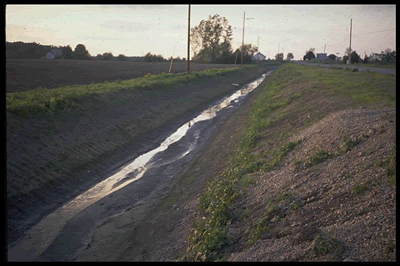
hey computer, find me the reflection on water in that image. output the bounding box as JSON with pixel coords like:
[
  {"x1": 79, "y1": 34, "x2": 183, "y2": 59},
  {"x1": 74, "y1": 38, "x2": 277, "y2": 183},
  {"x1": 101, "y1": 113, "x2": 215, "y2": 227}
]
[{"x1": 7, "y1": 69, "x2": 273, "y2": 261}]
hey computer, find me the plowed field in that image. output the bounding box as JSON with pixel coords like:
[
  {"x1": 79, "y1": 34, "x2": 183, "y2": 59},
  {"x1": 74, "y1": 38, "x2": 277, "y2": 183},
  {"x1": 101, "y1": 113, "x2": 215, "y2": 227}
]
[{"x1": 6, "y1": 59, "x2": 237, "y2": 92}]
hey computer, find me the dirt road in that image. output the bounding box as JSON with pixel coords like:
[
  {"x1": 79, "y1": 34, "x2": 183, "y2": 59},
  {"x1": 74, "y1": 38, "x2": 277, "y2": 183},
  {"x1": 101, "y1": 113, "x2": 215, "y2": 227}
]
[{"x1": 294, "y1": 61, "x2": 396, "y2": 75}]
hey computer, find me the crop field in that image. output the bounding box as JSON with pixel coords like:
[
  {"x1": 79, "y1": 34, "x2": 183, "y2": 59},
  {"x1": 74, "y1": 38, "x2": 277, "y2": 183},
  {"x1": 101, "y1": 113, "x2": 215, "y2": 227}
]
[{"x1": 6, "y1": 59, "x2": 238, "y2": 92}]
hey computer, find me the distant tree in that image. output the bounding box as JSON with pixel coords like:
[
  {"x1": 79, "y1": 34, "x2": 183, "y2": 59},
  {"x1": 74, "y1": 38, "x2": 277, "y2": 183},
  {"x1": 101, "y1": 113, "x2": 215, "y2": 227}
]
[
  {"x1": 102, "y1": 52, "x2": 113, "y2": 60},
  {"x1": 328, "y1": 54, "x2": 337, "y2": 61},
  {"x1": 144, "y1": 52, "x2": 165, "y2": 62},
  {"x1": 343, "y1": 50, "x2": 362, "y2": 64},
  {"x1": 363, "y1": 54, "x2": 369, "y2": 64},
  {"x1": 275, "y1": 53, "x2": 284, "y2": 60},
  {"x1": 96, "y1": 53, "x2": 103, "y2": 59},
  {"x1": 117, "y1": 54, "x2": 126, "y2": 61},
  {"x1": 74, "y1": 44, "x2": 91, "y2": 60},
  {"x1": 350, "y1": 51, "x2": 362, "y2": 63},
  {"x1": 233, "y1": 44, "x2": 258, "y2": 64},
  {"x1": 381, "y1": 48, "x2": 396, "y2": 63},
  {"x1": 303, "y1": 48, "x2": 316, "y2": 60},
  {"x1": 63, "y1": 45, "x2": 74, "y2": 59},
  {"x1": 287, "y1": 52, "x2": 294, "y2": 60}
]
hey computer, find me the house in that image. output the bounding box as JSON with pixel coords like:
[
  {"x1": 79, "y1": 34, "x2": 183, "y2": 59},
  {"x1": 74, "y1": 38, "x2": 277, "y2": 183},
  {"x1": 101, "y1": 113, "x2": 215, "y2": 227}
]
[
  {"x1": 316, "y1": 53, "x2": 329, "y2": 60},
  {"x1": 253, "y1": 52, "x2": 266, "y2": 62},
  {"x1": 44, "y1": 48, "x2": 63, "y2": 59}
]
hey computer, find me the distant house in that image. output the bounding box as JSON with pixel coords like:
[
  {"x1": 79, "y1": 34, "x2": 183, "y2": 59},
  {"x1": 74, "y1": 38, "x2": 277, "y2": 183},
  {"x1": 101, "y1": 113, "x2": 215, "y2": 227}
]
[
  {"x1": 44, "y1": 48, "x2": 63, "y2": 59},
  {"x1": 316, "y1": 53, "x2": 329, "y2": 60},
  {"x1": 253, "y1": 52, "x2": 266, "y2": 62}
]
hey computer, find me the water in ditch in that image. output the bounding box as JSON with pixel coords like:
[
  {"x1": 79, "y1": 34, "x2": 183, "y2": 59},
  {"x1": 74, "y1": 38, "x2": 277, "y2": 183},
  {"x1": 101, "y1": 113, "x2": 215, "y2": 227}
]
[{"x1": 8, "y1": 69, "x2": 273, "y2": 261}]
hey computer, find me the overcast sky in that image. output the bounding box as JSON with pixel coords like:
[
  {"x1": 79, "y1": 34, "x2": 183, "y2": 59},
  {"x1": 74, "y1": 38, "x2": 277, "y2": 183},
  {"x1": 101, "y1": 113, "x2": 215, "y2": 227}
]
[{"x1": 6, "y1": 4, "x2": 396, "y2": 60}]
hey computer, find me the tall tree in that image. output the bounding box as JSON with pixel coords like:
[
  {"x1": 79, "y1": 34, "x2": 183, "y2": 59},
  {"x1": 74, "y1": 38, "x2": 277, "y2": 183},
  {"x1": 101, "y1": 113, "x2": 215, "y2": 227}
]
[
  {"x1": 303, "y1": 48, "x2": 316, "y2": 60},
  {"x1": 191, "y1": 14, "x2": 233, "y2": 63},
  {"x1": 73, "y1": 44, "x2": 90, "y2": 60},
  {"x1": 287, "y1": 52, "x2": 294, "y2": 60},
  {"x1": 63, "y1": 45, "x2": 74, "y2": 59},
  {"x1": 275, "y1": 53, "x2": 284, "y2": 60}
]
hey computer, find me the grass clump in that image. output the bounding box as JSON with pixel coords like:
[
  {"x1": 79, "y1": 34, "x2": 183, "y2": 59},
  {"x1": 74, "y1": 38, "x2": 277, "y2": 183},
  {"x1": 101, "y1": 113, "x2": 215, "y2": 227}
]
[
  {"x1": 311, "y1": 233, "x2": 344, "y2": 258},
  {"x1": 350, "y1": 181, "x2": 368, "y2": 195}
]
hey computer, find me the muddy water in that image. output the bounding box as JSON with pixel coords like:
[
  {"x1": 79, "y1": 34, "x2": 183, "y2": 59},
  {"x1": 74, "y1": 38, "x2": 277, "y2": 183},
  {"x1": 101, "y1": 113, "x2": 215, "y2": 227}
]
[{"x1": 7, "y1": 70, "x2": 273, "y2": 261}]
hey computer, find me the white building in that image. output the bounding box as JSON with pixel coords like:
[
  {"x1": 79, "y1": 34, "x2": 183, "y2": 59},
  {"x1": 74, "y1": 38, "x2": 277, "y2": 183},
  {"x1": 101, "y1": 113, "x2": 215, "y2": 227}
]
[
  {"x1": 316, "y1": 53, "x2": 328, "y2": 60},
  {"x1": 44, "y1": 48, "x2": 63, "y2": 59},
  {"x1": 253, "y1": 52, "x2": 266, "y2": 62}
]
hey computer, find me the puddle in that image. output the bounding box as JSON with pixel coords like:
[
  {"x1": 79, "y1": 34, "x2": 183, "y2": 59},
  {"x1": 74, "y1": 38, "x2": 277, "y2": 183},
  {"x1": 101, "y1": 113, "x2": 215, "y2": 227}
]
[{"x1": 7, "y1": 69, "x2": 273, "y2": 261}]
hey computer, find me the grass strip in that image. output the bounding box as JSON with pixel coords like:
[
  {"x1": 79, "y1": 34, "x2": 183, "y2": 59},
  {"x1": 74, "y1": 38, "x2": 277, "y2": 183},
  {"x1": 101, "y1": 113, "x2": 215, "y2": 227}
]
[{"x1": 6, "y1": 65, "x2": 257, "y2": 117}]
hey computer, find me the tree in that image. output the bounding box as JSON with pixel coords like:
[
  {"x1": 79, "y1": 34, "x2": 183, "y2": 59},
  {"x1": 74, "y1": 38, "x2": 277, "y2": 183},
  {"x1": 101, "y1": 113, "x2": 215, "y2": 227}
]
[
  {"x1": 328, "y1": 54, "x2": 337, "y2": 61},
  {"x1": 287, "y1": 52, "x2": 294, "y2": 60},
  {"x1": 343, "y1": 50, "x2": 362, "y2": 64},
  {"x1": 234, "y1": 44, "x2": 258, "y2": 64},
  {"x1": 303, "y1": 48, "x2": 315, "y2": 60},
  {"x1": 275, "y1": 53, "x2": 284, "y2": 60},
  {"x1": 144, "y1": 52, "x2": 165, "y2": 62},
  {"x1": 191, "y1": 14, "x2": 233, "y2": 63},
  {"x1": 73, "y1": 44, "x2": 90, "y2": 60},
  {"x1": 102, "y1": 52, "x2": 113, "y2": 60},
  {"x1": 117, "y1": 54, "x2": 126, "y2": 61},
  {"x1": 62, "y1": 45, "x2": 74, "y2": 59}
]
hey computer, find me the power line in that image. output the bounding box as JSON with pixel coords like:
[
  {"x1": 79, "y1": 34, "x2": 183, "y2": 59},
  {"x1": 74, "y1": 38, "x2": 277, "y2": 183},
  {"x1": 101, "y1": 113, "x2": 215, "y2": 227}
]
[{"x1": 353, "y1": 28, "x2": 396, "y2": 37}]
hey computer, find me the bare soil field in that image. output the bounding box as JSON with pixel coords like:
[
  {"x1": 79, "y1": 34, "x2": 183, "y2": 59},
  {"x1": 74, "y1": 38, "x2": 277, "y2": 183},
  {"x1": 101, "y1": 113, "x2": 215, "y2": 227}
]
[{"x1": 6, "y1": 59, "x2": 237, "y2": 92}]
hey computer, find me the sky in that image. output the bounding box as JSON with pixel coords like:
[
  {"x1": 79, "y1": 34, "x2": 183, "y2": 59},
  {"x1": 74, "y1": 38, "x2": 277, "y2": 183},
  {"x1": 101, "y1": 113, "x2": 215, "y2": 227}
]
[{"x1": 6, "y1": 4, "x2": 396, "y2": 60}]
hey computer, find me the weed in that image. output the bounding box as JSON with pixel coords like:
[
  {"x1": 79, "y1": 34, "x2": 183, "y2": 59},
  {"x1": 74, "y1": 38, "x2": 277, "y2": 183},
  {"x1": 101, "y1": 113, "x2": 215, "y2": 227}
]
[
  {"x1": 262, "y1": 140, "x2": 301, "y2": 172},
  {"x1": 351, "y1": 181, "x2": 368, "y2": 195},
  {"x1": 311, "y1": 233, "x2": 344, "y2": 258},
  {"x1": 242, "y1": 208, "x2": 252, "y2": 219},
  {"x1": 278, "y1": 191, "x2": 293, "y2": 202},
  {"x1": 293, "y1": 159, "x2": 304, "y2": 172},
  {"x1": 247, "y1": 217, "x2": 271, "y2": 245},
  {"x1": 352, "y1": 68, "x2": 359, "y2": 72},
  {"x1": 305, "y1": 150, "x2": 332, "y2": 168},
  {"x1": 288, "y1": 200, "x2": 303, "y2": 212}
]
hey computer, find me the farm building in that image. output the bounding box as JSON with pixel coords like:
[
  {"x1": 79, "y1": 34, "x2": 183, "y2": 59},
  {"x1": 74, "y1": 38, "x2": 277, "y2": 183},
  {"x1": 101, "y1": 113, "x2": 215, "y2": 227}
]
[
  {"x1": 43, "y1": 48, "x2": 63, "y2": 59},
  {"x1": 316, "y1": 53, "x2": 329, "y2": 60},
  {"x1": 253, "y1": 52, "x2": 266, "y2": 62}
]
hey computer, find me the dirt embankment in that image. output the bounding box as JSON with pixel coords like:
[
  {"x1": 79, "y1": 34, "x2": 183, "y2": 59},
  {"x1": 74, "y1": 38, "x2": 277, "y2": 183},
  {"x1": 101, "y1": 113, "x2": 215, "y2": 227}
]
[{"x1": 6, "y1": 65, "x2": 271, "y2": 246}]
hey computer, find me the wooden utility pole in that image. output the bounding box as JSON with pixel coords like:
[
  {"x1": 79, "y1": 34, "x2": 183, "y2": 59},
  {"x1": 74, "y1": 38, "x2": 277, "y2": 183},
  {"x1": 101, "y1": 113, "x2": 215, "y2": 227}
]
[
  {"x1": 348, "y1": 18, "x2": 352, "y2": 64},
  {"x1": 257, "y1": 35, "x2": 259, "y2": 51},
  {"x1": 241, "y1": 12, "x2": 245, "y2": 66},
  {"x1": 324, "y1": 44, "x2": 326, "y2": 54},
  {"x1": 187, "y1": 4, "x2": 191, "y2": 73}
]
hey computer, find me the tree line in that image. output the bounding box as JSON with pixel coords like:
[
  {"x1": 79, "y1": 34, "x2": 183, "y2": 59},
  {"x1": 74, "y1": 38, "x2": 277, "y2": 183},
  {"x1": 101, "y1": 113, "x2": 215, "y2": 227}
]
[
  {"x1": 302, "y1": 47, "x2": 396, "y2": 64},
  {"x1": 6, "y1": 41, "x2": 129, "y2": 61}
]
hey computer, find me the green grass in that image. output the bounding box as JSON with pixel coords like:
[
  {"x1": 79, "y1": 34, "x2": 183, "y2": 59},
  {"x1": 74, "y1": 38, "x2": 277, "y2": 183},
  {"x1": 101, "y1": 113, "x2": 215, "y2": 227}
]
[
  {"x1": 6, "y1": 65, "x2": 257, "y2": 117},
  {"x1": 298, "y1": 64, "x2": 395, "y2": 108}
]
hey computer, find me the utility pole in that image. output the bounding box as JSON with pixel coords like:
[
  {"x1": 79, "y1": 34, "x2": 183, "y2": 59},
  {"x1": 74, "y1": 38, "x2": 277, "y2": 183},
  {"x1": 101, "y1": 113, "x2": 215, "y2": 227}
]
[
  {"x1": 348, "y1": 18, "x2": 352, "y2": 64},
  {"x1": 324, "y1": 44, "x2": 326, "y2": 54},
  {"x1": 187, "y1": 4, "x2": 191, "y2": 73},
  {"x1": 258, "y1": 35, "x2": 259, "y2": 51},
  {"x1": 241, "y1": 12, "x2": 245, "y2": 66}
]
